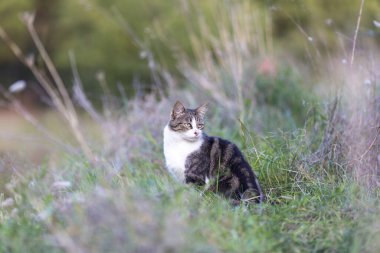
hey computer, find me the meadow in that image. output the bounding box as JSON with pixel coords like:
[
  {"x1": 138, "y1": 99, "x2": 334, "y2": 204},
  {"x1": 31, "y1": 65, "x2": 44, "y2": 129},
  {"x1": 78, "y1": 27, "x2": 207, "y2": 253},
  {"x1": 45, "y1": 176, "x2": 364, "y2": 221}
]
[{"x1": 0, "y1": 1, "x2": 379, "y2": 252}]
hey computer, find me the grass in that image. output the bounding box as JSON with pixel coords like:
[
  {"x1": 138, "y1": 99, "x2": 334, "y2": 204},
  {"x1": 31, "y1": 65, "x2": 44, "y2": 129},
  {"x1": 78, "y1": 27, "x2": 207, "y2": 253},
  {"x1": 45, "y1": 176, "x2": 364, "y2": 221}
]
[{"x1": 0, "y1": 98, "x2": 379, "y2": 252}]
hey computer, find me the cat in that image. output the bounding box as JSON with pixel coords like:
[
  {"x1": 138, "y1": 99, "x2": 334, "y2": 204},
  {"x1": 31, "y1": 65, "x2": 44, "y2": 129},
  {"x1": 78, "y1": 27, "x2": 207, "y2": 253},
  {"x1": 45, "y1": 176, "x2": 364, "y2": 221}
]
[{"x1": 163, "y1": 101, "x2": 265, "y2": 204}]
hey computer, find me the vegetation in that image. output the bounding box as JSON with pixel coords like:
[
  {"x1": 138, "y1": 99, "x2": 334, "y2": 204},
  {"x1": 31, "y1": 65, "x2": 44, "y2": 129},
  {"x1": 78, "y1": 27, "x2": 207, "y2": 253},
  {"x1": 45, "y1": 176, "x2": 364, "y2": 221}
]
[
  {"x1": 1, "y1": 0, "x2": 380, "y2": 93},
  {"x1": 0, "y1": 0, "x2": 379, "y2": 252}
]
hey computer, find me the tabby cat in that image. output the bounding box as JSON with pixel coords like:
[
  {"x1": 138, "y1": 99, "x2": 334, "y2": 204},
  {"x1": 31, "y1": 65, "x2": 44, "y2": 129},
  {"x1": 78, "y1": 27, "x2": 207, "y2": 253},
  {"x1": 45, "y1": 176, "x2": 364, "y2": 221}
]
[{"x1": 163, "y1": 101, "x2": 264, "y2": 204}]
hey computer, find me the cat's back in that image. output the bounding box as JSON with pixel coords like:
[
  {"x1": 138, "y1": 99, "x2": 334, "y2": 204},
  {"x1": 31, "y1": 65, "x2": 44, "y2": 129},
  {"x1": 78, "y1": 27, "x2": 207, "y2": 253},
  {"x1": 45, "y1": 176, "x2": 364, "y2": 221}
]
[
  {"x1": 187, "y1": 134, "x2": 244, "y2": 170},
  {"x1": 196, "y1": 135, "x2": 255, "y2": 177},
  {"x1": 201, "y1": 135, "x2": 242, "y2": 159}
]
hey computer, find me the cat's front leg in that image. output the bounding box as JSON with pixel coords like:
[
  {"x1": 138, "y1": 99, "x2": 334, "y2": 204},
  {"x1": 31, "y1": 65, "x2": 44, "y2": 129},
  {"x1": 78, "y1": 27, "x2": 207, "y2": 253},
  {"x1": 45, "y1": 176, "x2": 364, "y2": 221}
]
[{"x1": 185, "y1": 171, "x2": 205, "y2": 186}]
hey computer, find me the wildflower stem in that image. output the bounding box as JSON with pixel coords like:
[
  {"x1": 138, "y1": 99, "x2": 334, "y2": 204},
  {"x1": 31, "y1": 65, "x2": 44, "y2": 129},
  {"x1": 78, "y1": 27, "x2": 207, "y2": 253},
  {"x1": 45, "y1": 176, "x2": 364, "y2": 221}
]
[{"x1": 350, "y1": 0, "x2": 365, "y2": 66}]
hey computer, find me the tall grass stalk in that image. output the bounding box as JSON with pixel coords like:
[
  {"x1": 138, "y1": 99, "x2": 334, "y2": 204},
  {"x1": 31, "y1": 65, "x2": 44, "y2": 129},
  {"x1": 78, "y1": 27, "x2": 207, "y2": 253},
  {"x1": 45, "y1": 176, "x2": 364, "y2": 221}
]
[
  {"x1": 350, "y1": 0, "x2": 365, "y2": 66},
  {"x1": 173, "y1": 1, "x2": 273, "y2": 122},
  {"x1": 0, "y1": 12, "x2": 95, "y2": 162}
]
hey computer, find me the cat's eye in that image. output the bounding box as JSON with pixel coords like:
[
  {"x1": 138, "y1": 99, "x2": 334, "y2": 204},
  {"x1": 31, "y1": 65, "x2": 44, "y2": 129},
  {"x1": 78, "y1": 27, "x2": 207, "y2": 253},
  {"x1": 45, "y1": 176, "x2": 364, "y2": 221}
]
[
  {"x1": 197, "y1": 124, "x2": 204, "y2": 129},
  {"x1": 182, "y1": 123, "x2": 192, "y2": 128}
]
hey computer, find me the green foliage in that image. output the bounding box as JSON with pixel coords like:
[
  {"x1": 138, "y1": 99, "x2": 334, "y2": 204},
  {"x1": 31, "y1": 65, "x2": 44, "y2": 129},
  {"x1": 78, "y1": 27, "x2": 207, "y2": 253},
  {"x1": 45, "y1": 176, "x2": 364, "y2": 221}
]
[
  {"x1": 0, "y1": 0, "x2": 32, "y2": 63},
  {"x1": 0, "y1": 217, "x2": 57, "y2": 253},
  {"x1": 254, "y1": 68, "x2": 318, "y2": 130},
  {"x1": 1, "y1": 108, "x2": 379, "y2": 252},
  {"x1": 1, "y1": 0, "x2": 380, "y2": 95},
  {"x1": 259, "y1": 0, "x2": 380, "y2": 59}
]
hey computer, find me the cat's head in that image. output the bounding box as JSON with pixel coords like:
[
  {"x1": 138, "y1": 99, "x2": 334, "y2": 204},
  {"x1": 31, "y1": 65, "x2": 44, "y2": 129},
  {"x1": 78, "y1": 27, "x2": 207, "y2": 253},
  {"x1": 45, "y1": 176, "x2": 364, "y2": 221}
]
[{"x1": 168, "y1": 101, "x2": 208, "y2": 142}]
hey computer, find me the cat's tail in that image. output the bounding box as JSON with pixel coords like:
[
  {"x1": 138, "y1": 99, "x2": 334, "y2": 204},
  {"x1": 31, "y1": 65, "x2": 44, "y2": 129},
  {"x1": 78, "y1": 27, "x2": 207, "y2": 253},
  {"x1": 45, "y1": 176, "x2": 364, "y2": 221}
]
[
  {"x1": 259, "y1": 191, "x2": 266, "y2": 203},
  {"x1": 255, "y1": 177, "x2": 265, "y2": 204},
  {"x1": 241, "y1": 178, "x2": 265, "y2": 204}
]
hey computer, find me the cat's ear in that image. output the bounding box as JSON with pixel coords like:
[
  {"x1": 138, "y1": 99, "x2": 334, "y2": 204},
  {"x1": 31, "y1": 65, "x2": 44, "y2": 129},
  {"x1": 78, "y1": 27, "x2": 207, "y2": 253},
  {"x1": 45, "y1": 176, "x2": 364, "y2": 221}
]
[
  {"x1": 196, "y1": 102, "x2": 208, "y2": 117},
  {"x1": 171, "y1": 101, "x2": 186, "y2": 119}
]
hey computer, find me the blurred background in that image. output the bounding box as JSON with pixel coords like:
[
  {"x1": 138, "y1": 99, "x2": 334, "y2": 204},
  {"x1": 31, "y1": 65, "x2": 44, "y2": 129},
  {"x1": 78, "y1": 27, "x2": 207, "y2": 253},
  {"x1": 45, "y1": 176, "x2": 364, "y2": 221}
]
[{"x1": 1, "y1": 0, "x2": 379, "y2": 97}]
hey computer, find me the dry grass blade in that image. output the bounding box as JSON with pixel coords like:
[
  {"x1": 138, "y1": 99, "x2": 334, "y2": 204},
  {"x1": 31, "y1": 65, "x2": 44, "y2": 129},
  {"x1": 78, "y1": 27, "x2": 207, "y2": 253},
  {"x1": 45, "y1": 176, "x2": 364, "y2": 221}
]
[
  {"x1": 21, "y1": 12, "x2": 75, "y2": 115},
  {"x1": 0, "y1": 15, "x2": 95, "y2": 163},
  {"x1": 112, "y1": 7, "x2": 165, "y2": 98},
  {"x1": 69, "y1": 51, "x2": 103, "y2": 123},
  {"x1": 350, "y1": 0, "x2": 365, "y2": 66},
  {"x1": 0, "y1": 85, "x2": 75, "y2": 153},
  {"x1": 174, "y1": 1, "x2": 272, "y2": 122}
]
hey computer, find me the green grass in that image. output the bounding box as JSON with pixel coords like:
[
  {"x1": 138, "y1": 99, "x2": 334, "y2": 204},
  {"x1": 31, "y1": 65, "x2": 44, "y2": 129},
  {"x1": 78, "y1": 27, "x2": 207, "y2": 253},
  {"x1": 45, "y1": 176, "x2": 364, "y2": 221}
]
[
  {"x1": 0, "y1": 113, "x2": 379, "y2": 253},
  {"x1": 0, "y1": 67, "x2": 380, "y2": 252},
  {"x1": 0, "y1": 63, "x2": 378, "y2": 252}
]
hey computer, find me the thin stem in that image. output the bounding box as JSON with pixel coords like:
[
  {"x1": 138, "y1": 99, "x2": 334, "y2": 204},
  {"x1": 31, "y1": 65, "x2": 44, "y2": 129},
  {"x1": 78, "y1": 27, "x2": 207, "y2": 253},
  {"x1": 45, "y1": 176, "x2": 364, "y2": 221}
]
[
  {"x1": 23, "y1": 14, "x2": 77, "y2": 119},
  {"x1": 0, "y1": 26, "x2": 67, "y2": 117},
  {"x1": 0, "y1": 21, "x2": 95, "y2": 163},
  {"x1": 0, "y1": 85, "x2": 75, "y2": 153},
  {"x1": 350, "y1": 0, "x2": 365, "y2": 66}
]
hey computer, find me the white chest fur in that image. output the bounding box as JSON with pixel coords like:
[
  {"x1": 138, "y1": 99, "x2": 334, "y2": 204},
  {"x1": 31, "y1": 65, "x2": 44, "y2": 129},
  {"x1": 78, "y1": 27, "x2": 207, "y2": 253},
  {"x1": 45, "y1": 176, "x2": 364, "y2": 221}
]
[{"x1": 163, "y1": 125, "x2": 203, "y2": 183}]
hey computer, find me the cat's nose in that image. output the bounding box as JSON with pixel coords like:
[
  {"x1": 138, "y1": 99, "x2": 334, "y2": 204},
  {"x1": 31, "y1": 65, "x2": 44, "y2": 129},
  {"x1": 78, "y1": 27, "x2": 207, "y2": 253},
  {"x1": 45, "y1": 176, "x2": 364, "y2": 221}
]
[{"x1": 194, "y1": 131, "x2": 199, "y2": 136}]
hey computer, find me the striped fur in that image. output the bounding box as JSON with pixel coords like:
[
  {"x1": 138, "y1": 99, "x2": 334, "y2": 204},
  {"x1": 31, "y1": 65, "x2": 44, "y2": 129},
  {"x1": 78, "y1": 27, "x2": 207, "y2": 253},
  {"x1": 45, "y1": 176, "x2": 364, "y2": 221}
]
[{"x1": 185, "y1": 135, "x2": 265, "y2": 203}]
